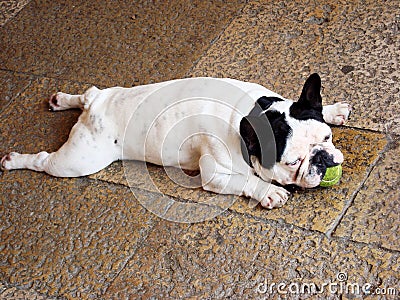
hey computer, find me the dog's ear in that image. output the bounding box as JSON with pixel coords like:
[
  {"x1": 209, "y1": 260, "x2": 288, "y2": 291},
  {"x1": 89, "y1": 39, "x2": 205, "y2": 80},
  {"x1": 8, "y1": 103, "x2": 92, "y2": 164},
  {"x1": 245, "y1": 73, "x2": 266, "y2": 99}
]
[
  {"x1": 240, "y1": 116, "x2": 261, "y2": 158},
  {"x1": 290, "y1": 73, "x2": 324, "y2": 121},
  {"x1": 298, "y1": 73, "x2": 322, "y2": 110},
  {"x1": 240, "y1": 116, "x2": 276, "y2": 168}
]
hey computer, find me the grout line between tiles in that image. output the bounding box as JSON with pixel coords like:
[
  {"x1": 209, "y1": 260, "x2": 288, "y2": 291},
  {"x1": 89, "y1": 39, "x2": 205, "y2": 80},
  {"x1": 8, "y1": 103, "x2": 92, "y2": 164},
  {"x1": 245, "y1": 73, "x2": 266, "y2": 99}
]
[
  {"x1": 184, "y1": 1, "x2": 249, "y2": 78},
  {"x1": 0, "y1": 76, "x2": 35, "y2": 116},
  {"x1": 101, "y1": 216, "x2": 162, "y2": 297},
  {"x1": 325, "y1": 134, "x2": 394, "y2": 238}
]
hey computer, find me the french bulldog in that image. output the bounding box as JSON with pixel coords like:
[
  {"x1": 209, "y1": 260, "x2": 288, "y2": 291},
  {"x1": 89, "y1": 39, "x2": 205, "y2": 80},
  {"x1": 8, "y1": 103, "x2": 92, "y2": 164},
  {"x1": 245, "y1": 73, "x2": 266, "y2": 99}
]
[{"x1": 1, "y1": 73, "x2": 350, "y2": 209}]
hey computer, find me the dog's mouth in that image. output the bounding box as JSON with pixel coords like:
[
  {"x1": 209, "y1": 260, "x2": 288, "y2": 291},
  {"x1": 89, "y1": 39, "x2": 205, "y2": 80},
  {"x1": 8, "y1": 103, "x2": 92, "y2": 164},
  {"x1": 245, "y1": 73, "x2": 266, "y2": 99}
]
[{"x1": 296, "y1": 148, "x2": 343, "y2": 188}]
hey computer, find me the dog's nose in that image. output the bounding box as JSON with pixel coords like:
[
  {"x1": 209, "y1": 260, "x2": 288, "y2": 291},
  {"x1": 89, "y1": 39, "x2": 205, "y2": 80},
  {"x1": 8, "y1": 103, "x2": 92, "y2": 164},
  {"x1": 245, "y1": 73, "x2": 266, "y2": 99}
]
[{"x1": 310, "y1": 149, "x2": 340, "y2": 178}]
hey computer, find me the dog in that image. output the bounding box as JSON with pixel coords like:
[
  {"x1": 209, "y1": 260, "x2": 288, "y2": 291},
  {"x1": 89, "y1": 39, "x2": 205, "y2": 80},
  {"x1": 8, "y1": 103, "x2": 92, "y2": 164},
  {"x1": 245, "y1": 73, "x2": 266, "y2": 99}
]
[{"x1": 1, "y1": 74, "x2": 350, "y2": 209}]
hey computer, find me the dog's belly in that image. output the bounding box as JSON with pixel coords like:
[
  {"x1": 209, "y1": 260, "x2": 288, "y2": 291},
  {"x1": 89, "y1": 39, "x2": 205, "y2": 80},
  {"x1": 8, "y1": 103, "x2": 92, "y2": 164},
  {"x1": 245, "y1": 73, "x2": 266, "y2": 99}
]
[{"x1": 122, "y1": 104, "x2": 234, "y2": 170}]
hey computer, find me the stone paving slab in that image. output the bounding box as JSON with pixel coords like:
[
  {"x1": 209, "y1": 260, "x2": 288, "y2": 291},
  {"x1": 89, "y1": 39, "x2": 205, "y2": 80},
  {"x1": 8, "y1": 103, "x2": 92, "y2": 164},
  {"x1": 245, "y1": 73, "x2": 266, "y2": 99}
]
[
  {"x1": 0, "y1": 0, "x2": 71, "y2": 79},
  {"x1": 190, "y1": 0, "x2": 400, "y2": 134},
  {"x1": 90, "y1": 127, "x2": 387, "y2": 233},
  {"x1": 90, "y1": 161, "x2": 237, "y2": 223},
  {"x1": 0, "y1": 0, "x2": 246, "y2": 87},
  {"x1": 105, "y1": 211, "x2": 400, "y2": 299},
  {"x1": 0, "y1": 171, "x2": 157, "y2": 299},
  {"x1": 0, "y1": 71, "x2": 32, "y2": 114},
  {"x1": 334, "y1": 137, "x2": 400, "y2": 252}
]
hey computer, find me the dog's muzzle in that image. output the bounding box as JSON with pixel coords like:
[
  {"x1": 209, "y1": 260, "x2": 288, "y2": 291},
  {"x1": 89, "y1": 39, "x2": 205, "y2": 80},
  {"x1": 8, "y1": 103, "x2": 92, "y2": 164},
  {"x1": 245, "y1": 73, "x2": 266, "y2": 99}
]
[
  {"x1": 310, "y1": 149, "x2": 341, "y2": 178},
  {"x1": 300, "y1": 146, "x2": 344, "y2": 188}
]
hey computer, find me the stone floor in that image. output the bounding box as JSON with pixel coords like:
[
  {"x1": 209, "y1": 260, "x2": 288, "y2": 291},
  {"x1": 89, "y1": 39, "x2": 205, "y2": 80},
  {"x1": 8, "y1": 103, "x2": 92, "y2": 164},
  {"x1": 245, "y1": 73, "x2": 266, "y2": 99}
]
[{"x1": 0, "y1": 0, "x2": 399, "y2": 299}]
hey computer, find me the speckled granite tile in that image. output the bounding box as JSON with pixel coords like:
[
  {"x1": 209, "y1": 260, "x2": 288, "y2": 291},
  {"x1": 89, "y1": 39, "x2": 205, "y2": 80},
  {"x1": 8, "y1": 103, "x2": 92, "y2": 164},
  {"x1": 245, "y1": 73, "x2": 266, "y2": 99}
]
[
  {"x1": 91, "y1": 127, "x2": 387, "y2": 232},
  {"x1": 0, "y1": 70, "x2": 33, "y2": 114},
  {"x1": 0, "y1": 0, "x2": 30, "y2": 26},
  {"x1": 0, "y1": 281, "x2": 55, "y2": 300},
  {"x1": 334, "y1": 138, "x2": 400, "y2": 251},
  {"x1": 190, "y1": 0, "x2": 400, "y2": 134},
  {"x1": 105, "y1": 212, "x2": 400, "y2": 299},
  {"x1": 1, "y1": 0, "x2": 246, "y2": 87},
  {"x1": 0, "y1": 0, "x2": 71, "y2": 76},
  {"x1": 0, "y1": 172, "x2": 157, "y2": 299}
]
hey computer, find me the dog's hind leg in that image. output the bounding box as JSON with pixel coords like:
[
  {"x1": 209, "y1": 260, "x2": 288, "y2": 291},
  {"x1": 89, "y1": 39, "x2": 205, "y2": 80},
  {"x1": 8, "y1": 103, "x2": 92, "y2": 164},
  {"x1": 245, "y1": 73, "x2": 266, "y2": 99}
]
[
  {"x1": 49, "y1": 92, "x2": 84, "y2": 111},
  {"x1": 49, "y1": 86, "x2": 100, "y2": 111},
  {"x1": 1, "y1": 148, "x2": 115, "y2": 177},
  {"x1": 1, "y1": 112, "x2": 121, "y2": 177},
  {"x1": 1, "y1": 137, "x2": 119, "y2": 177}
]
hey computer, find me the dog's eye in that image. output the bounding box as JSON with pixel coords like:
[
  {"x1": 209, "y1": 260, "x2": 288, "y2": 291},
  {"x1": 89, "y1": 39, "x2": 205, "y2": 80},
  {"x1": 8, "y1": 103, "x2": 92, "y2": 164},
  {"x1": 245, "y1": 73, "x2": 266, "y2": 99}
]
[
  {"x1": 323, "y1": 134, "x2": 331, "y2": 142},
  {"x1": 286, "y1": 159, "x2": 300, "y2": 166}
]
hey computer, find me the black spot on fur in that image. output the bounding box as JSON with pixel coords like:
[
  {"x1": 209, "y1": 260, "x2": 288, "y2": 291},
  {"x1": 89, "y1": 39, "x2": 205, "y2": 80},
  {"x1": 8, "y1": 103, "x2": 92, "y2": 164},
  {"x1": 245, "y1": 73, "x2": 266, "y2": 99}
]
[
  {"x1": 114, "y1": 139, "x2": 118, "y2": 144},
  {"x1": 257, "y1": 96, "x2": 284, "y2": 110},
  {"x1": 240, "y1": 116, "x2": 275, "y2": 168}
]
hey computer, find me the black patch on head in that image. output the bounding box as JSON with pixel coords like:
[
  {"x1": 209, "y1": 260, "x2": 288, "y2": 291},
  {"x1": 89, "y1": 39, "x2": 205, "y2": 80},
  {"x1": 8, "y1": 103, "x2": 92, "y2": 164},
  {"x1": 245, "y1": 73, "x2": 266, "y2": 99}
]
[
  {"x1": 265, "y1": 111, "x2": 291, "y2": 163},
  {"x1": 290, "y1": 73, "x2": 325, "y2": 122},
  {"x1": 257, "y1": 96, "x2": 284, "y2": 110},
  {"x1": 310, "y1": 149, "x2": 339, "y2": 178},
  {"x1": 248, "y1": 96, "x2": 284, "y2": 116},
  {"x1": 240, "y1": 109, "x2": 291, "y2": 168}
]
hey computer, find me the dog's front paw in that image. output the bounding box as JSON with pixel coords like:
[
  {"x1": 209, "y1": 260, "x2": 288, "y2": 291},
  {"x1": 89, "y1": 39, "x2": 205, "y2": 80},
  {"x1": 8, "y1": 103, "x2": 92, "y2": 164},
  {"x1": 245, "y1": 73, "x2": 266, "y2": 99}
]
[
  {"x1": 1, "y1": 152, "x2": 20, "y2": 171},
  {"x1": 260, "y1": 185, "x2": 290, "y2": 209},
  {"x1": 323, "y1": 102, "x2": 352, "y2": 125}
]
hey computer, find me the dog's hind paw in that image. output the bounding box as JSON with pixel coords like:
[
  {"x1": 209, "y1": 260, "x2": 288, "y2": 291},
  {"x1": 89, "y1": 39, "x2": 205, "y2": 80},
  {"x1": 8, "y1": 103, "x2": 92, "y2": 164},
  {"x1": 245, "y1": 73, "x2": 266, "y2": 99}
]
[
  {"x1": 49, "y1": 92, "x2": 84, "y2": 111},
  {"x1": 1, "y1": 152, "x2": 19, "y2": 171}
]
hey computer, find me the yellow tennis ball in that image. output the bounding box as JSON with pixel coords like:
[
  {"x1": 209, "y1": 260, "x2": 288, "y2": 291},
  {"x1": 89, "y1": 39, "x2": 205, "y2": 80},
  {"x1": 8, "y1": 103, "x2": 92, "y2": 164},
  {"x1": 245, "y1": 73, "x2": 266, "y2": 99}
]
[{"x1": 320, "y1": 165, "x2": 342, "y2": 187}]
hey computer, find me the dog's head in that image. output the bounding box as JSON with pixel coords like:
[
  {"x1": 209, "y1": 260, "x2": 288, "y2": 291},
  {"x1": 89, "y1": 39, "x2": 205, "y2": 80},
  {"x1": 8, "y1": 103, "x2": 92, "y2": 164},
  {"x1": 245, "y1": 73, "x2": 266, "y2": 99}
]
[{"x1": 240, "y1": 73, "x2": 343, "y2": 188}]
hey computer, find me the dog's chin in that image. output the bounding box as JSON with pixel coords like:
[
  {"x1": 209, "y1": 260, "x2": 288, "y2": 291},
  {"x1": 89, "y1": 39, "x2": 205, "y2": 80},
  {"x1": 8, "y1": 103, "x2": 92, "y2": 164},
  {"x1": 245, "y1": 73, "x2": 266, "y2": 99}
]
[
  {"x1": 299, "y1": 171, "x2": 322, "y2": 188},
  {"x1": 294, "y1": 164, "x2": 323, "y2": 188}
]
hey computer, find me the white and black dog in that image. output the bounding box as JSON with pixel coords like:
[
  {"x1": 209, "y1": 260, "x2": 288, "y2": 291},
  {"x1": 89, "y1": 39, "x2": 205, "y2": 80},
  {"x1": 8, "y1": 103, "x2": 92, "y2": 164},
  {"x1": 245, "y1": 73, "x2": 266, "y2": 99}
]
[{"x1": 1, "y1": 74, "x2": 350, "y2": 209}]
